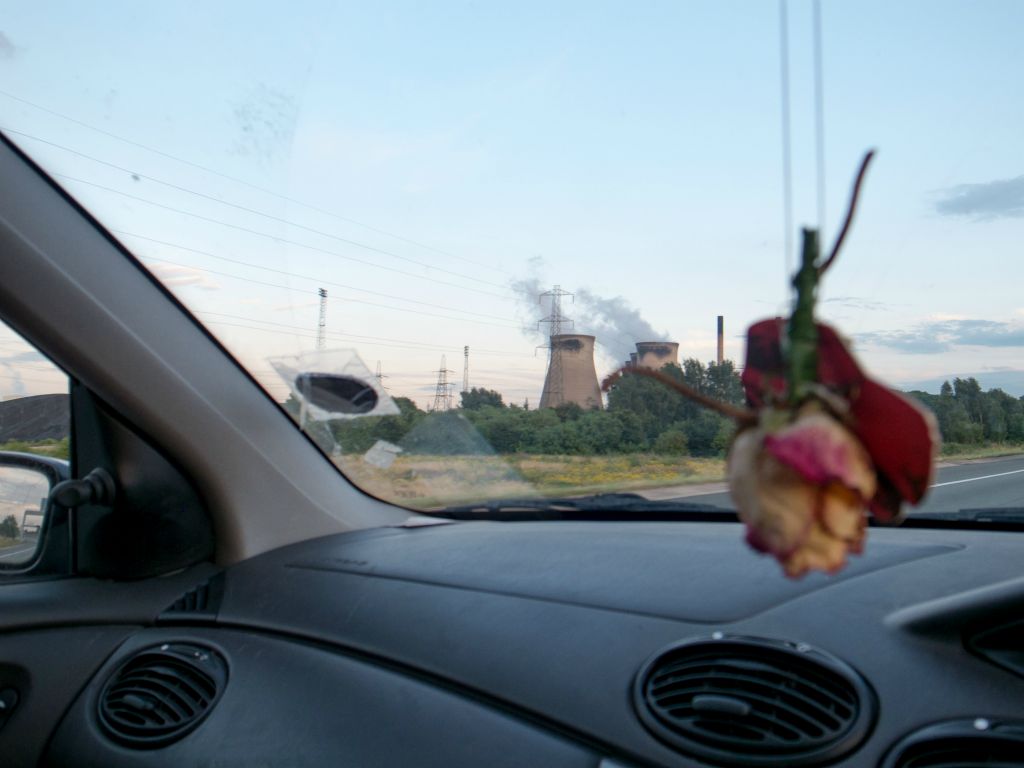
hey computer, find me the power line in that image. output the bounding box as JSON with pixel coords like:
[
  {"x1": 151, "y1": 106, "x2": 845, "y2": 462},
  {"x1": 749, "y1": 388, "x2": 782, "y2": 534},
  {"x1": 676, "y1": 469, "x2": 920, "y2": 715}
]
[
  {"x1": 54, "y1": 173, "x2": 515, "y2": 300},
  {"x1": 778, "y1": 0, "x2": 795, "y2": 276},
  {"x1": 812, "y1": 0, "x2": 827, "y2": 236},
  {"x1": 118, "y1": 230, "x2": 520, "y2": 322},
  {"x1": 2, "y1": 126, "x2": 511, "y2": 290},
  {"x1": 196, "y1": 311, "x2": 533, "y2": 358},
  {"x1": 0, "y1": 90, "x2": 512, "y2": 276},
  {"x1": 140, "y1": 255, "x2": 522, "y2": 329}
]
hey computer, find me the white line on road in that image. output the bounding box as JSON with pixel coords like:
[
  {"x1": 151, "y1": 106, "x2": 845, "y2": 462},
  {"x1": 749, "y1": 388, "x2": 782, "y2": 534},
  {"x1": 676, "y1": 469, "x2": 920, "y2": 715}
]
[
  {"x1": 932, "y1": 467, "x2": 1024, "y2": 489},
  {"x1": 0, "y1": 544, "x2": 35, "y2": 561}
]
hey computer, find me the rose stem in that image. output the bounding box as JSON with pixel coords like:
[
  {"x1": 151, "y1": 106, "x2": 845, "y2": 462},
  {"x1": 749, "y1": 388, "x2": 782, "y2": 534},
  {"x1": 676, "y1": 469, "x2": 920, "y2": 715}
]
[
  {"x1": 601, "y1": 367, "x2": 757, "y2": 426},
  {"x1": 819, "y1": 149, "x2": 876, "y2": 276}
]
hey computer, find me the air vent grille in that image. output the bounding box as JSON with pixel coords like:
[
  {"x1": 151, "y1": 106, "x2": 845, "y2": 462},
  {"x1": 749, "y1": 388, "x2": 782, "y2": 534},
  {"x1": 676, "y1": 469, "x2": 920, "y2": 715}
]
[
  {"x1": 634, "y1": 636, "x2": 875, "y2": 766},
  {"x1": 98, "y1": 643, "x2": 227, "y2": 748},
  {"x1": 882, "y1": 719, "x2": 1024, "y2": 768}
]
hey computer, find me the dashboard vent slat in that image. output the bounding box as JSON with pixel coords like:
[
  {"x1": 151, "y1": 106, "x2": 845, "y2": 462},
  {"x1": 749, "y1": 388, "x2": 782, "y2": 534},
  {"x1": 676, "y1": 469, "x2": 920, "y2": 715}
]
[
  {"x1": 98, "y1": 643, "x2": 228, "y2": 748},
  {"x1": 634, "y1": 636, "x2": 875, "y2": 766}
]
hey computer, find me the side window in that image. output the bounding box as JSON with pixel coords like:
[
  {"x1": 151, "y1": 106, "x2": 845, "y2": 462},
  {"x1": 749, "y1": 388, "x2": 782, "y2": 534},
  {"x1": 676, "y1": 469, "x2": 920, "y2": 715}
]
[{"x1": 0, "y1": 318, "x2": 69, "y2": 568}]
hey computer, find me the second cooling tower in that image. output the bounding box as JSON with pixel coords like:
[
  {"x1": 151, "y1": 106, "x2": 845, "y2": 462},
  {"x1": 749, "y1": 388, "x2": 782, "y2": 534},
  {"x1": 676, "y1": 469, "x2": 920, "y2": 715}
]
[
  {"x1": 540, "y1": 333, "x2": 602, "y2": 409},
  {"x1": 635, "y1": 341, "x2": 680, "y2": 370}
]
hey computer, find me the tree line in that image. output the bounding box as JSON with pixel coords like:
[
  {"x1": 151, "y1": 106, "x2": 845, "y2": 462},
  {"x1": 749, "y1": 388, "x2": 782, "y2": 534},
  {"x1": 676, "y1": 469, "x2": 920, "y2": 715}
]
[
  {"x1": 300, "y1": 366, "x2": 1024, "y2": 457},
  {"x1": 329, "y1": 359, "x2": 744, "y2": 457},
  {"x1": 906, "y1": 378, "x2": 1024, "y2": 447}
]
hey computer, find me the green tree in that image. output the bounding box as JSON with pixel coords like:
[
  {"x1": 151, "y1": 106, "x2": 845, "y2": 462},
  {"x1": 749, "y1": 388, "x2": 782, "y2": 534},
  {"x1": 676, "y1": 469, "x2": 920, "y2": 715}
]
[
  {"x1": 553, "y1": 402, "x2": 584, "y2": 422},
  {"x1": 460, "y1": 387, "x2": 505, "y2": 410},
  {"x1": 0, "y1": 515, "x2": 18, "y2": 539},
  {"x1": 705, "y1": 360, "x2": 745, "y2": 406}
]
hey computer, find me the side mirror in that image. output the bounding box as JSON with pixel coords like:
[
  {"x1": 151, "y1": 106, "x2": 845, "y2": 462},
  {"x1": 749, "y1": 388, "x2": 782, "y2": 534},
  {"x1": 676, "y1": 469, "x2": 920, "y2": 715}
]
[{"x1": 0, "y1": 451, "x2": 69, "y2": 568}]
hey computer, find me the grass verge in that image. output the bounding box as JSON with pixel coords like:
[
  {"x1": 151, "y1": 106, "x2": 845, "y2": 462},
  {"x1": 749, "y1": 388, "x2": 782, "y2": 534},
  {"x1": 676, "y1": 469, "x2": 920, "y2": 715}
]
[
  {"x1": 940, "y1": 443, "x2": 1024, "y2": 462},
  {"x1": 336, "y1": 453, "x2": 725, "y2": 509}
]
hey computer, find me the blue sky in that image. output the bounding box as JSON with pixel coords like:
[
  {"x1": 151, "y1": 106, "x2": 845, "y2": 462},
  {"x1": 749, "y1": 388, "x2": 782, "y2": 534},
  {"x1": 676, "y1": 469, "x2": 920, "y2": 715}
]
[{"x1": 2, "y1": 1, "x2": 1024, "y2": 405}]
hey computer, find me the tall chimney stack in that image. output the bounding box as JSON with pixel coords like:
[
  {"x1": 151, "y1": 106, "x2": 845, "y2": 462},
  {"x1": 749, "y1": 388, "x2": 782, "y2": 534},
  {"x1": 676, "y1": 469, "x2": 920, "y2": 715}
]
[{"x1": 717, "y1": 315, "x2": 724, "y2": 365}]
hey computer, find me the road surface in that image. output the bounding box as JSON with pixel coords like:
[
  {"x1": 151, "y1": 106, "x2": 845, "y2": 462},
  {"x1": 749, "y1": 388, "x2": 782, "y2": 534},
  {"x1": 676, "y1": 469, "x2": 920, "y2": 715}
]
[
  {"x1": 674, "y1": 454, "x2": 1024, "y2": 515},
  {"x1": 0, "y1": 540, "x2": 37, "y2": 562}
]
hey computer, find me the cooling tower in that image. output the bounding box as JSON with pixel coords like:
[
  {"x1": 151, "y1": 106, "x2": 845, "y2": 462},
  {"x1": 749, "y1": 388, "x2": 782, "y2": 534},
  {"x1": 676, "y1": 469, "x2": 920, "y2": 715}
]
[
  {"x1": 635, "y1": 341, "x2": 680, "y2": 370},
  {"x1": 540, "y1": 334, "x2": 602, "y2": 410}
]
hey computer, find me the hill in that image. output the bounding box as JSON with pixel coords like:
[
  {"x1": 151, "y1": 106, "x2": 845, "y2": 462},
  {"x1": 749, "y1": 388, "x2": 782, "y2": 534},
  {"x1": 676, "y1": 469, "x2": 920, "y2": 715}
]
[{"x1": 0, "y1": 394, "x2": 69, "y2": 442}]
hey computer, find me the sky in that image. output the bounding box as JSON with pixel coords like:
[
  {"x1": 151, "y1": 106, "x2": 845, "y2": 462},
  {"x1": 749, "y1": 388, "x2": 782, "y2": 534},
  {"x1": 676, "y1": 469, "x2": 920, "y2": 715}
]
[{"x1": 2, "y1": 0, "x2": 1024, "y2": 406}]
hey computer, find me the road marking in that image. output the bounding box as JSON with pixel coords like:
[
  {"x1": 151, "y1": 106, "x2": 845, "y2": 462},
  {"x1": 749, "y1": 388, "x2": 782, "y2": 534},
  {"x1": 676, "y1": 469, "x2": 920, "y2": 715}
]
[
  {"x1": 0, "y1": 544, "x2": 35, "y2": 561},
  {"x1": 932, "y1": 467, "x2": 1024, "y2": 489}
]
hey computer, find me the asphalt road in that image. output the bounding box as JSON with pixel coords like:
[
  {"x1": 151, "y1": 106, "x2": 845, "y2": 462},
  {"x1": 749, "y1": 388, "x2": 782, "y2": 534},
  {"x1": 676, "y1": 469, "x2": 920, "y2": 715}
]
[
  {"x1": 678, "y1": 453, "x2": 1024, "y2": 515},
  {"x1": 0, "y1": 540, "x2": 36, "y2": 563}
]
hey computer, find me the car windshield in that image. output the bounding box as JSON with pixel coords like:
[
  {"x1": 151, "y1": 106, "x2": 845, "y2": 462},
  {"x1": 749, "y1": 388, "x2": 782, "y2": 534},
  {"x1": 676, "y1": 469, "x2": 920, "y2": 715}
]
[{"x1": 3, "y1": 2, "x2": 1023, "y2": 515}]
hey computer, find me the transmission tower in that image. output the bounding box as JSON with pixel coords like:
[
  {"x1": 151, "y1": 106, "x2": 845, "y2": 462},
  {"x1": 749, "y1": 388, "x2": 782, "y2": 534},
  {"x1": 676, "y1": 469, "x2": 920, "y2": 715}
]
[
  {"x1": 462, "y1": 346, "x2": 470, "y2": 393},
  {"x1": 316, "y1": 288, "x2": 328, "y2": 350},
  {"x1": 538, "y1": 285, "x2": 575, "y2": 407},
  {"x1": 374, "y1": 361, "x2": 389, "y2": 391},
  {"x1": 429, "y1": 354, "x2": 456, "y2": 412}
]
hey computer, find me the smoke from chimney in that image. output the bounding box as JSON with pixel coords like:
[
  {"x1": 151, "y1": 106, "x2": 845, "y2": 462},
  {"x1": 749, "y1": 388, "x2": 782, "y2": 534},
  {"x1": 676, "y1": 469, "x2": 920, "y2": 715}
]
[{"x1": 512, "y1": 276, "x2": 666, "y2": 360}]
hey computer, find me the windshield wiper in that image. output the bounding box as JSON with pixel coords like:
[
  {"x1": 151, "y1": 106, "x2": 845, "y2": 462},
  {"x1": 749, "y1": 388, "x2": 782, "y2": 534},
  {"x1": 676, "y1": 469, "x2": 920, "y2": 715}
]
[
  {"x1": 909, "y1": 508, "x2": 1024, "y2": 525},
  {"x1": 436, "y1": 492, "x2": 736, "y2": 521}
]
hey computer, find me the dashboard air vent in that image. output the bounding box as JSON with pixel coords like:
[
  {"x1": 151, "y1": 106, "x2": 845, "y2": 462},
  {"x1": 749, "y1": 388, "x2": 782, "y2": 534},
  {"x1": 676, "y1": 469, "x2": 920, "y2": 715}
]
[
  {"x1": 881, "y1": 719, "x2": 1024, "y2": 768},
  {"x1": 634, "y1": 636, "x2": 875, "y2": 766},
  {"x1": 98, "y1": 642, "x2": 227, "y2": 748}
]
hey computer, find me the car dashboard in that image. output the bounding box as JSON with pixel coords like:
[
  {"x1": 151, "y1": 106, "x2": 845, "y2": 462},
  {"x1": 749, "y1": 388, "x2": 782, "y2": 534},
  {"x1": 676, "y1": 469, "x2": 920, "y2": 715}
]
[{"x1": 6, "y1": 520, "x2": 1024, "y2": 767}]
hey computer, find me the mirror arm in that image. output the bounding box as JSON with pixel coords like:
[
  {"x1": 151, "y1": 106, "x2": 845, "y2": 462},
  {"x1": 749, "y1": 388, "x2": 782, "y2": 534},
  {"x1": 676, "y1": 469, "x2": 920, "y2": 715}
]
[{"x1": 49, "y1": 467, "x2": 116, "y2": 509}]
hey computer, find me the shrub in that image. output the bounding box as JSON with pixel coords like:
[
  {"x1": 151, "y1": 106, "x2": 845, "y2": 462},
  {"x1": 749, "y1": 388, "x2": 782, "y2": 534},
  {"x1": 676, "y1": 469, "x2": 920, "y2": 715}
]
[{"x1": 653, "y1": 429, "x2": 688, "y2": 455}]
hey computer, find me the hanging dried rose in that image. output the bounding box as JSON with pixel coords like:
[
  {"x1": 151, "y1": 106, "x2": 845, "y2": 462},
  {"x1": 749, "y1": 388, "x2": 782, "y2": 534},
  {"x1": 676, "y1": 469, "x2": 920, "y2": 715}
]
[
  {"x1": 602, "y1": 149, "x2": 940, "y2": 578},
  {"x1": 727, "y1": 404, "x2": 872, "y2": 577},
  {"x1": 740, "y1": 319, "x2": 940, "y2": 523}
]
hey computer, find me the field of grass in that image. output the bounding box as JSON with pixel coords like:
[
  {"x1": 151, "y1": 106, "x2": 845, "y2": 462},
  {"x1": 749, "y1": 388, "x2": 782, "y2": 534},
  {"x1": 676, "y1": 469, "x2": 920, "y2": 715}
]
[
  {"x1": 939, "y1": 443, "x2": 1024, "y2": 461},
  {"x1": 0, "y1": 438, "x2": 69, "y2": 459},
  {"x1": 336, "y1": 453, "x2": 726, "y2": 509}
]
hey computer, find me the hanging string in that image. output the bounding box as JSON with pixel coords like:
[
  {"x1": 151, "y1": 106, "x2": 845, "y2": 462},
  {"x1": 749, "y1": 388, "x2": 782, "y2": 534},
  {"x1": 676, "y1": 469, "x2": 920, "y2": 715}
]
[
  {"x1": 812, "y1": 0, "x2": 827, "y2": 236},
  {"x1": 778, "y1": 0, "x2": 794, "y2": 278}
]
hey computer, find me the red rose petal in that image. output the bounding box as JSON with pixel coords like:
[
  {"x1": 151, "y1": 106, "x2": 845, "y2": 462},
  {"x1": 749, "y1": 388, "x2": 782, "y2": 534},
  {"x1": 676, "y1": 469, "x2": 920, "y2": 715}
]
[{"x1": 741, "y1": 318, "x2": 938, "y2": 517}]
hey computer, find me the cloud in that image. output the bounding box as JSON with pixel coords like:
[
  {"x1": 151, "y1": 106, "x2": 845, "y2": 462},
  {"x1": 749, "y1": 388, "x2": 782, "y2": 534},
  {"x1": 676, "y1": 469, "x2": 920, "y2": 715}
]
[
  {"x1": 857, "y1": 318, "x2": 1024, "y2": 354},
  {"x1": 147, "y1": 262, "x2": 219, "y2": 290},
  {"x1": 0, "y1": 349, "x2": 47, "y2": 365},
  {"x1": 822, "y1": 296, "x2": 889, "y2": 312},
  {"x1": 934, "y1": 175, "x2": 1024, "y2": 220},
  {"x1": 0, "y1": 362, "x2": 26, "y2": 396},
  {"x1": 0, "y1": 32, "x2": 16, "y2": 59}
]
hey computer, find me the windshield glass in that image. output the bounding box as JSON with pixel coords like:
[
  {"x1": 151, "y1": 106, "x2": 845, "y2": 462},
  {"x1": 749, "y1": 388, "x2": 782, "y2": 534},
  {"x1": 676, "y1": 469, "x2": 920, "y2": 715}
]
[{"x1": 4, "y1": 2, "x2": 1023, "y2": 513}]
